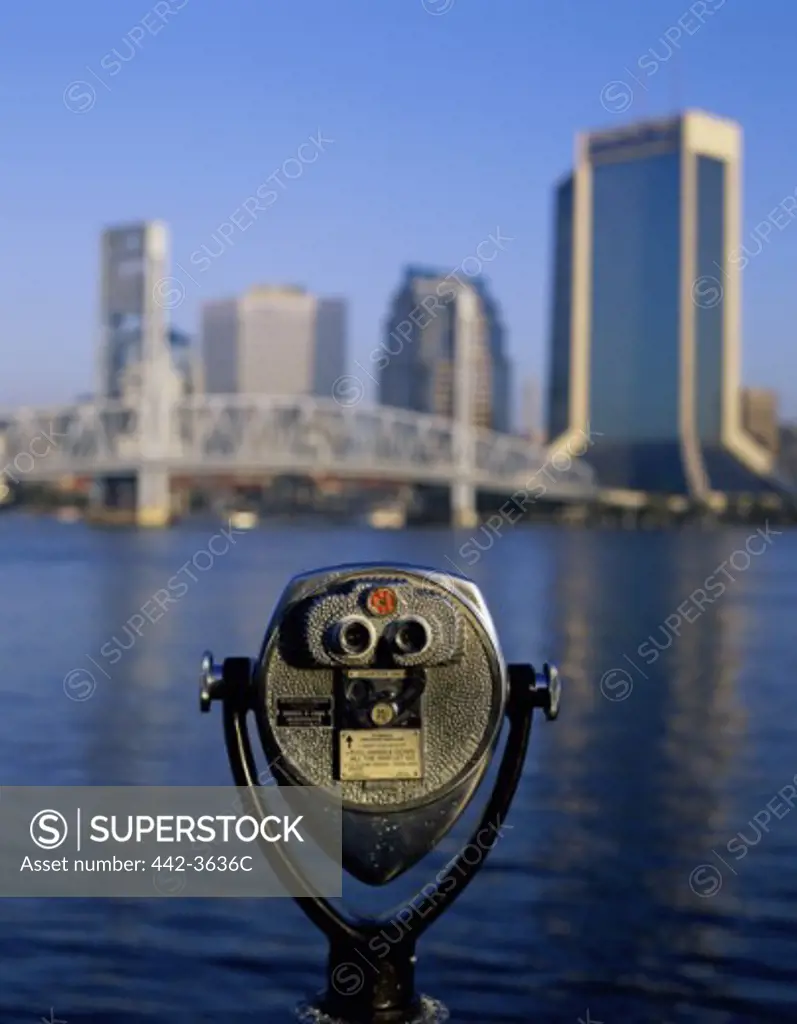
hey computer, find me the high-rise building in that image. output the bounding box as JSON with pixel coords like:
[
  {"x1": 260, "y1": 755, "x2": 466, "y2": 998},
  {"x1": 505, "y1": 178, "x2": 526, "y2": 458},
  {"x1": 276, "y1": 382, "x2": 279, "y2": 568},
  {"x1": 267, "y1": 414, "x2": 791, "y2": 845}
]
[
  {"x1": 546, "y1": 111, "x2": 780, "y2": 495},
  {"x1": 379, "y1": 267, "x2": 511, "y2": 432},
  {"x1": 98, "y1": 221, "x2": 170, "y2": 399},
  {"x1": 201, "y1": 285, "x2": 346, "y2": 397},
  {"x1": 97, "y1": 221, "x2": 185, "y2": 525},
  {"x1": 740, "y1": 387, "x2": 778, "y2": 455}
]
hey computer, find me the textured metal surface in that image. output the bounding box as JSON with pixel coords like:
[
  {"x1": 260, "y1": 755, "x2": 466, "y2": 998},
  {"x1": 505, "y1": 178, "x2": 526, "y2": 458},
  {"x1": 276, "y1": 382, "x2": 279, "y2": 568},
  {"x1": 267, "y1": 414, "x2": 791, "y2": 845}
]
[
  {"x1": 255, "y1": 568, "x2": 505, "y2": 812},
  {"x1": 248, "y1": 564, "x2": 511, "y2": 883}
]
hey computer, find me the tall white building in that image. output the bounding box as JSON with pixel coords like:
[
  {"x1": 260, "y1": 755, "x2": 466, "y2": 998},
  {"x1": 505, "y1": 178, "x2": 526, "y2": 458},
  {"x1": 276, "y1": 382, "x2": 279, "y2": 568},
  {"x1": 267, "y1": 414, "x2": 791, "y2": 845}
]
[
  {"x1": 202, "y1": 285, "x2": 346, "y2": 397},
  {"x1": 98, "y1": 221, "x2": 199, "y2": 402},
  {"x1": 97, "y1": 220, "x2": 184, "y2": 525},
  {"x1": 98, "y1": 221, "x2": 170, "y2": 399}
]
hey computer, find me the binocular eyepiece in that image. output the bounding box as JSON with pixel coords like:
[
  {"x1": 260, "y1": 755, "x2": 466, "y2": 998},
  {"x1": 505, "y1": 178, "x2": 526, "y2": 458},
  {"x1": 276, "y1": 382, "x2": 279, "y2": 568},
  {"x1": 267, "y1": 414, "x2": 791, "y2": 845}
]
[
  {"x1": 330, "y1": 616, "x2": 376, "y2": 658},
  {"x1": 328, "y1": 613, "x2": 431, "y2": 662}
]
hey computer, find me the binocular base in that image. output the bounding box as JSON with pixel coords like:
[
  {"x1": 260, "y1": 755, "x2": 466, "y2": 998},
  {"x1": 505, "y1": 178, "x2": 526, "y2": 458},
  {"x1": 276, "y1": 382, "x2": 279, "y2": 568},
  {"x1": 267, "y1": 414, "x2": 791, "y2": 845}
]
[
  {"x1": 297, "y1": 994, "x2": 449, "y2": 1024},
  {"x1": 294, "y1": 939, "x2": 449, "y2": 1024}
]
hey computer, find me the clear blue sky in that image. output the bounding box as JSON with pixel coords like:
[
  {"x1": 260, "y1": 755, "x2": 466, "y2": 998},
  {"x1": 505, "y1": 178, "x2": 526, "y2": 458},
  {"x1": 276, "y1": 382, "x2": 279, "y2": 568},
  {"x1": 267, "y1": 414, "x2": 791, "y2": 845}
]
[{"x1": 3, "y1": 0, "x2": 797, "y2": 417}]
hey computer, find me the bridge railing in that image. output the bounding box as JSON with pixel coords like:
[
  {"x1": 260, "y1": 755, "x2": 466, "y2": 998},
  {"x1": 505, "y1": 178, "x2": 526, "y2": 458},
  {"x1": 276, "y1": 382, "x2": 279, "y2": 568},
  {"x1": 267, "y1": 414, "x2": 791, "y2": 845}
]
[
  {"x1": 174, "y1": 395, "x2": 459, "y2": 472},
  {"x1": 0, "y1": 396, "x2": 596, "y2": 493}
]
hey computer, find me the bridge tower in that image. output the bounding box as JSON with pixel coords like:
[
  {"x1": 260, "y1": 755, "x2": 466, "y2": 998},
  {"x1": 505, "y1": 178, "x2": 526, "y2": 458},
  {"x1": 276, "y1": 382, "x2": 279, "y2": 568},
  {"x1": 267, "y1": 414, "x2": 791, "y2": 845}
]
[
  {"x1": 97, "y1": 222, "x2": 174, "y2": 525},
  {"x1": 452, "y1": 287, "x2": 479, "y2": 529}
]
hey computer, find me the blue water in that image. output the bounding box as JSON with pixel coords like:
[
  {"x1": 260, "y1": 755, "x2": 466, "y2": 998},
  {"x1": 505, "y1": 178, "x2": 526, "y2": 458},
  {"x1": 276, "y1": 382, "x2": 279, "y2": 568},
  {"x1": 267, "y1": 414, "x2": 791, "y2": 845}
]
[{"x1": 1, "y1": 513, "x2": 796, "y2": 1022}]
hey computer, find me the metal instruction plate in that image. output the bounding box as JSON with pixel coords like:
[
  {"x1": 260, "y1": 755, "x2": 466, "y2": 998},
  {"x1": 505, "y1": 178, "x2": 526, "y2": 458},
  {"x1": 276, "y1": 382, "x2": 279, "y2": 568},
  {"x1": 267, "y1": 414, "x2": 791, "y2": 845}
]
[
  {"x1": 276, "y1": 697, "x2": 333, "y2": 728},
  {"x1": 339, "y1": 729, "x2": 422, "y2": 781}
]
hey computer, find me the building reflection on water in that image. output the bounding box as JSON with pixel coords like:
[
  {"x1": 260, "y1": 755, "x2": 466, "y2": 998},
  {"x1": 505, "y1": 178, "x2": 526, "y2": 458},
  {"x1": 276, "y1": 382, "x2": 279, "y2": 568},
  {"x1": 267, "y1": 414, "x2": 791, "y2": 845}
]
[{"x1": 534, "y1": 527, "x2": 750, "y2": 1007}]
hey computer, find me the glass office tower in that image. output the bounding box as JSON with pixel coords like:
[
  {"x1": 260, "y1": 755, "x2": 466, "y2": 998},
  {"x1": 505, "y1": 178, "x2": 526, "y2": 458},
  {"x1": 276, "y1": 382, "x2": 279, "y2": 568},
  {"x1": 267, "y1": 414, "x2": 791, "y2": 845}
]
[
  {"x1": 547, "y1": 111, "x2": 777, "y2": 495},
  {"x1": 380, "y1": 267, "x2": 512, "y2": 433}
]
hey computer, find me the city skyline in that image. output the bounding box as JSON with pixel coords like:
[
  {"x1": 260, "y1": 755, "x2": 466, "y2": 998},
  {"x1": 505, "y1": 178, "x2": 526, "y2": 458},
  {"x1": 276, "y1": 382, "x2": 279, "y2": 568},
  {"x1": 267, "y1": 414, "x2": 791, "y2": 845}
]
[
  {"x1": 3, "y1": 1, "x2": 797, "y2": 417},
  {"x1": 10, "y1": 184, "x2": 791, "y2": 435}
]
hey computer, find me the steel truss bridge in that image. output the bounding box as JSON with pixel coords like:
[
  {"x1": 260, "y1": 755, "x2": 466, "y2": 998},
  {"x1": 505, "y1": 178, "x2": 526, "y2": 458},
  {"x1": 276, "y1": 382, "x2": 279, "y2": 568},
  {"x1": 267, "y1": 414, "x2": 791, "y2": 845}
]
[{"x1": 0, "y1": 395, "x2": 596, "y2": 523}]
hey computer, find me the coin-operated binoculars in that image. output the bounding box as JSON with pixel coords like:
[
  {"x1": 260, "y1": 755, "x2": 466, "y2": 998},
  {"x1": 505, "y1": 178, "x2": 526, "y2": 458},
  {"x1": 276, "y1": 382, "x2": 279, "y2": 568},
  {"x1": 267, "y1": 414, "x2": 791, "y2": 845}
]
[{"x1": 200, "y1": 563, "x2": 560, "y2": 1024}]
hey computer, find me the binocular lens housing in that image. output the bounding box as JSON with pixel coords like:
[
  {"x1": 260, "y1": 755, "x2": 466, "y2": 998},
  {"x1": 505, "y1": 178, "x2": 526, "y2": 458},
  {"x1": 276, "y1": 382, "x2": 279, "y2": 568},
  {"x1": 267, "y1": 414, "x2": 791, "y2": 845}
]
[
  {"x1": 391, "y1": 617, "x2": 430, "y2": 656},
  {"x1": 331, "y1": 616, "x2": 376, "y2": 658}
]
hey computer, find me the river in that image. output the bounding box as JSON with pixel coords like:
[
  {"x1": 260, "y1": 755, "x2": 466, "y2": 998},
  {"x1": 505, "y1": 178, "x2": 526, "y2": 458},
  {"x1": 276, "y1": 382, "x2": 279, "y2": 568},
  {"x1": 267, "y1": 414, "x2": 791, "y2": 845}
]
[{"x1": 0, "y1": 513, "x2": 795, "y2": 1022}]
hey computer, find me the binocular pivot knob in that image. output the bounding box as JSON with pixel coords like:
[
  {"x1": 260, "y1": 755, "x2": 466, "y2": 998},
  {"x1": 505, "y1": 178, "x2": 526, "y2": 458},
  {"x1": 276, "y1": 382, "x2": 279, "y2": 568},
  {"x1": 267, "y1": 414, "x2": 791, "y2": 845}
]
[
  {"x1": 538, "y1": 662, "x2": 561, "y2": 720},
  {"x1": 200, "y1": 651, "x2": 254, "y2": 712},
  {"x1": 508, "y1": 662, "x2": 562, "y2": 720},
  {"x1": 199, "y1": 651, "x2": 224, "y2": 713}
]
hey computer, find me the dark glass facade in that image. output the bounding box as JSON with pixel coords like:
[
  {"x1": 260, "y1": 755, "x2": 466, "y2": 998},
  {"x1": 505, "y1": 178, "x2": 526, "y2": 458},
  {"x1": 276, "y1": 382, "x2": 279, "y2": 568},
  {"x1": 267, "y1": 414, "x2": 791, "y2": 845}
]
[
  {"x1": 547, "y1": 177, "x2": 574, "y2": 439},
  {"x1": 701, "y1": 448, "x2": 787, "y2": 493},
  {"x1": 694, "y1": 156, "x2": 725, "y2": 443},
  {"x1": 471, "y1": 280, "x2": 511, "y2": 434},
  {"x1": 586, "y1": 442, "x2": 691, "y2": 494},
  {"x1": 589, "y1": 152, "x2": 681, "y2": 442}
]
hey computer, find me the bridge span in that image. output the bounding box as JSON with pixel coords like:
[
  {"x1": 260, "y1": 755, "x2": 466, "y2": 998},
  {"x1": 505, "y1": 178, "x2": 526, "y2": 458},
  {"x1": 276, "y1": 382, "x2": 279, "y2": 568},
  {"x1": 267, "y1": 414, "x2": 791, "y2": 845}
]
[{"x1": 0, "y1": 395, "x2": 596, "y2": 526}]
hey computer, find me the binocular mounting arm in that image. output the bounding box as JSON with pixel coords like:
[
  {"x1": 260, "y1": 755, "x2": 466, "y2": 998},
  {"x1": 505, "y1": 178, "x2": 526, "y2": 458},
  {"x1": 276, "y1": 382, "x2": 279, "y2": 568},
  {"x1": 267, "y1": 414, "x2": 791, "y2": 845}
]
[{"x1": 199, "y1": 651, "x2": 560, "y2": 1023}]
